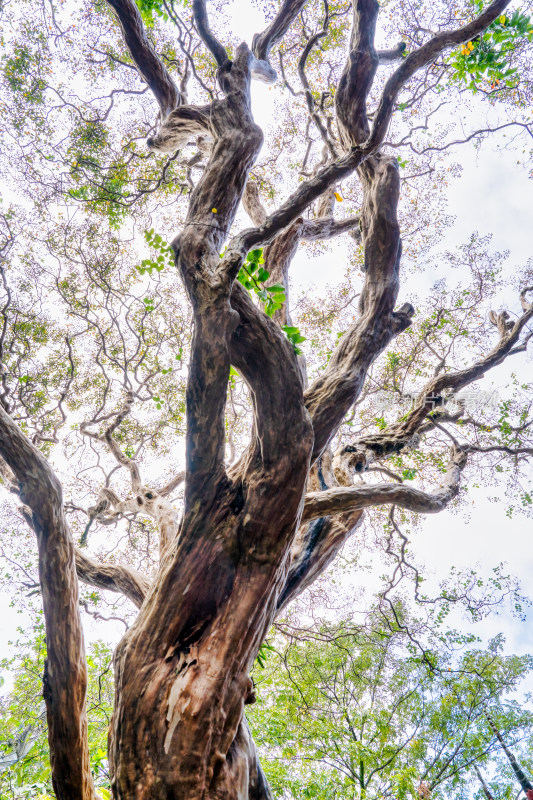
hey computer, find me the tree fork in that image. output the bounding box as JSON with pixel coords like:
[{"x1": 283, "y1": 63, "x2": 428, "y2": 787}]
[{"x1": 107, "y1": 34, "x2": 313, "y2": 798}]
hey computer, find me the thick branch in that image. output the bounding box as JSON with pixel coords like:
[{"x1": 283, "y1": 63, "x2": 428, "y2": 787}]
[
  {"x1": 277, "y1": 510, "x2": 364, "y2": 610},
  {"x1": 173, "y1": 44, "x2": 264, "y2": 510},
  {"x1": 276, "y1": 453, "x2": 363, "y2": 610},
  {"x1": 224, "y1": 0, "x2": 513, "y2": 261},
  {"x1": 485, "y1": 710, "x2": 533, "y2": 793},
  {"x1": 159, "y1": 470, "x2": 186, "y2": 497},
  {"x1": 192, "y1": 0, "x2": 228, "y2": 67},
  {"x1": 377, "y1": 42, "x2": 407, "y2": 64},
  {"x1": 146, "y1": 104, "x2": 211, "y2": 153},
  {"x1": 262, "y1": 219, "x2": 304, "y2": 329},
  {"x1": 304, "y1": 156, "x2": 414, "y2": 461},
  {"x1": 474, "y1": 765, "x2": 496, "y2": 800},
  {"x1": 230, "y1": 281, "x2": 309, "y2": 467},
  {"x1": 192, "y1": 0, "x2": 511, "y2": 528},
  {"x1": 75, "y1": 548, "x2": 149, "y2": 609},
  {"x1": 300, "y1": 215, "x2": 361, "y2": 241},
  {"x1": 242, "y1": 180, "x2": 267, "y2": 226},
  {"x1": 302, "y1": 447, "x2": 467, "y2": 522},
  {"x1": 358, "y1": 299, "x2": 533, "y2": 457},
  {"x1": 105, "y1": 0, "x2": 179, "y2": 116},
  {"x1": 252, "y1": 0, "x2": 308, "y2": 62},
  {"x1": 225, "y1": 148, "x2": 366, "y2": 257},
  {"x1": 369, "y1": 0, "x2": 513, "y2": 148},
  {"x1": 336, "y1": 0, "x2": 380, "y2": 146}
]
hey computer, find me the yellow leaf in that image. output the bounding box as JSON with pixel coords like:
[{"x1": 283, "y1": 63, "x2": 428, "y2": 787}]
[
  {"x1": 212, "y1": 208, "x2": 217, "y2": 213},
  {"x1": 334, "y1": 192, "x2": 343, "y2": 202}
]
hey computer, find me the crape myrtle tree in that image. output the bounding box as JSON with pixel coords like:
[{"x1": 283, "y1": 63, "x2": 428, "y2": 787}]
[{"x1": 0, "y1": 0, "x2": 532, "y2": 795}]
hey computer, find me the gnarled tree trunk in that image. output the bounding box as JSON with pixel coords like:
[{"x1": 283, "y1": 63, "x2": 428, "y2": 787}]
[{"x1": 1, "y1": 0, "x2": 529, "y2": 797}]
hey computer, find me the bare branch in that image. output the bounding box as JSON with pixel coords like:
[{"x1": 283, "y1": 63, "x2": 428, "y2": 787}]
[
  {"x1": 300, "y1": 214, "x2": 361, "y2": 242},
  {"x1": 159, "y1": 470, "x2": 186, "y2": 497},
  {"x1": 369, "y1": 0, "x2": 513, "y2": 148},
  {"x1": 253, "y1": 0, "x2": 308, "y2": 63},
  {"x1": 81, "y1": 390, "x2": 142, "y2": 492},
  {"x1": 377, "y1": 42, "x2": 407, "y2": 64},
  {"x1": 298, "y1": 0, "x2": 340, "y2": 156},
  {"x1": 192, "y1": 0, "x2": 228, "y2": 68},
  {"x1": 357, "y1": 295, "x2": 533, "y2": 457},
  {"x1": 464, "y1": 444, "x2": 533, "y2": 457}
]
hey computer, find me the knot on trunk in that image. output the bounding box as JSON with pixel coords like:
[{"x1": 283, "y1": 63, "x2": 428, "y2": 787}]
[
  {"x1": 391, "y1": 301, "x2": 415, "y2": 333},
  {"x1": 332, "y1": 445, "x2": 367, "y2": 485}
]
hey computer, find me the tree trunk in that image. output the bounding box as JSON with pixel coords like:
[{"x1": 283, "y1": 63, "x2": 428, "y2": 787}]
[
  {"x1": 108, "y1": 467, "x2": 314, "y2": 799},
  {"x1": 485, "y1": 711, "x2": 533, "y2": 796}
]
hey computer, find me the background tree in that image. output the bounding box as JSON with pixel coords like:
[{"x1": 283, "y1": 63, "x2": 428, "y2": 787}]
[
  {"x1": 0, "y1": 0, "x2": 532, "y2": 797},
  {"x1": 249, "y1": 610, "x2": 533, "y2": 799}
]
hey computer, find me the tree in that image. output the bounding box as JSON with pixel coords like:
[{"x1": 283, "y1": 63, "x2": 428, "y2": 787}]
[
  {"x1": 0, "y1": 0, "x2": 532, "y2": 796},
  {"x1": 484, "y1": 711, "x2": 533, "y2": 799},
  {"x1": 1, "y1": 622, "x2": 114, "y2": 799},
  {"x1": 249, "y1": 613, "x2": 533, "y2": 799}
]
